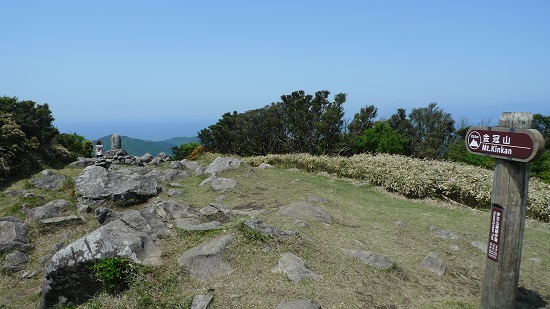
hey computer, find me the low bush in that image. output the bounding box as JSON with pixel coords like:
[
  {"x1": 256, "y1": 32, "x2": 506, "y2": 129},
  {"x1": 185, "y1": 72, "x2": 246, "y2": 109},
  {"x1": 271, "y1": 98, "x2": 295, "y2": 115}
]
[{"x1": 243, "y1": 153, "x2": 550, "y2": 222}]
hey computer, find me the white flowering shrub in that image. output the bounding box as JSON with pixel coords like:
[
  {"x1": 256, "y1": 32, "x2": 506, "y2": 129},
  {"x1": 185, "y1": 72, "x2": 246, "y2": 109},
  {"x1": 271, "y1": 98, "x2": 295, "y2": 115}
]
[{"x1": 243, "y1": 153, "x2": 550, "y2": 222}]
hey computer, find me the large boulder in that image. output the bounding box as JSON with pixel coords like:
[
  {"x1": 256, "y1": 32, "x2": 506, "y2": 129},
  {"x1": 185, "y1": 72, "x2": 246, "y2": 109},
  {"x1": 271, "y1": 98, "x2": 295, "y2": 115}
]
[
  {"x1": 74, "y1": 165, "x2": 158, "y2": 207},
  {"x1": 25, "y1": 199, "x2": 71, "y2": 223},
  {"x1": 29, "y1": 170, "x2": 67, "y2": 190},
  {"x1": 39, "y1": 211, "x2": 166, "y2": 307},
  {"x1": 177, "y1": 234, "x2": 234, "y2": 280},
  {"x1": 204, "y1": 157, "x2": 241, "y2": 175},
  {"x1": 0, "y1": 219, "x2": 32, "y2": 253}
]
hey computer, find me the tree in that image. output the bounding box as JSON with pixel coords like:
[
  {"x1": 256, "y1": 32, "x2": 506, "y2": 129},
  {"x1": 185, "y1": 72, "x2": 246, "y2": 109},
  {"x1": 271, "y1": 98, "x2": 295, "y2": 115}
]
[
  {"x1": 354, "y1": 121, "x2": 410, "y2": 155},
  {"x1": 279, "y1": 90, "x2": 345, "y2": 155},
  {"x1": 171, "y1": 142, "x2": 201, "y2": 160},
  {"x1": 57, "y1": 133, "x2": 94, "y2": 160},
  {"x1": 199, "y1": 90, "x2": 346, "y2": 156},
  {"x1": 347, "y1": 105, "x2": 378, "y2": 137},
  {"x1": 408, "y1": 103, "x2": 455, "y2": 159}
]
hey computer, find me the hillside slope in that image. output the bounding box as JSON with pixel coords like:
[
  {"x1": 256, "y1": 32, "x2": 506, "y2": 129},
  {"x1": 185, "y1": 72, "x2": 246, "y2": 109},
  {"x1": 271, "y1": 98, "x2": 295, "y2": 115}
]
[{"x1": 0, "y1": 157, "x2": 548, "y2": 308}]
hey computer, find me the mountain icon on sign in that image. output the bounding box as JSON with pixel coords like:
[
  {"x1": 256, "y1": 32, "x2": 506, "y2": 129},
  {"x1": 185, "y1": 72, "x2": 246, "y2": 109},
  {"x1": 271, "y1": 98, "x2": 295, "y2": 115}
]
[{"x1": 469, "y1": 139, "x2": 480, "y2": 148}]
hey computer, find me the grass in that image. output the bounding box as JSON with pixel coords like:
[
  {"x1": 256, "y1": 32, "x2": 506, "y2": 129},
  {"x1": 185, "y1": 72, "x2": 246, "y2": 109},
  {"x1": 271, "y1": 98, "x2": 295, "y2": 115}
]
[{"x1": 1, "y1": 160, "x2": 549, "y2": 308}]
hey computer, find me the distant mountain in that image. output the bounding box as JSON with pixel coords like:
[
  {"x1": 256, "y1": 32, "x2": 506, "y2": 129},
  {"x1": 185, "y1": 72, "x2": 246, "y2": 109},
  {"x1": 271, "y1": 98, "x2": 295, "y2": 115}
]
[{"x1": 97, "y1": 135, "x2": 199, "y2": 157}]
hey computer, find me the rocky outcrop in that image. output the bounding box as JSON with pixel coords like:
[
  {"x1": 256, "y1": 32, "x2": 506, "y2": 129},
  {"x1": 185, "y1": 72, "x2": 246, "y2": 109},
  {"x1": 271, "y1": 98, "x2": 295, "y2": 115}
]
[
  {"x1": 272, "y1": 252, "x2": 321, "y2": 282},
  {"x1": 277, "y1": 202, "x2": 332, "y2": 223},
  {"x1": 177, "y1": 234, "x2": 234, "y2": 280},
  {"x1": 74, "y1": 165, "x2": 159, "y2": 207},
  {"x1": 29, "y1": 170, "x2": 66, "y2": 190},
  {"x1": 38, "y1": 201, "x2": 194, "y2": 308},
  {"x1": 204, "y1": 157, "x2": 242, "y2": 175},
  {"x1": 25, "y1": 199, "x2": 71, "y2": 223},
  {"x1": 0, "y1": 218, "x2": 32, "y2": 254}
]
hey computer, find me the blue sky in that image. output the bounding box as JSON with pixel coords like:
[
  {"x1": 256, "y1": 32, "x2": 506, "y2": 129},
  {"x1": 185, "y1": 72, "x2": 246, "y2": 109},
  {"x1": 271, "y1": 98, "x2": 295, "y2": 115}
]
[{"x1": 1, "y1": 1, "x2": 549, "y2": 141}]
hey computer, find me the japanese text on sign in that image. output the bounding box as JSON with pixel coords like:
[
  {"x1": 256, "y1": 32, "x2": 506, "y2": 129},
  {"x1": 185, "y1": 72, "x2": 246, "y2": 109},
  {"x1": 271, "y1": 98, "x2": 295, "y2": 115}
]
[{"x1": 487, "y1": 205, "x2": 503, "y2": 262}]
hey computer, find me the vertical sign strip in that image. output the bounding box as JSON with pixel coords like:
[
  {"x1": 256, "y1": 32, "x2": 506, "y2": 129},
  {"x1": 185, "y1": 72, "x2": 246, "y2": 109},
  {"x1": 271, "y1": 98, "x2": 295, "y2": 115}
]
[{"x1": 487, "y1": 204, "x2": 503, "y2": 262}]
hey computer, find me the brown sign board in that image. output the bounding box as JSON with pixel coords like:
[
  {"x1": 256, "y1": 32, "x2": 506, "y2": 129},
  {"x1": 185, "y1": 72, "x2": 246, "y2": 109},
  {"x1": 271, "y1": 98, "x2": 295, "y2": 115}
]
[{"x1": 465, "y1": 126, "x2": 545, "y2": 162}]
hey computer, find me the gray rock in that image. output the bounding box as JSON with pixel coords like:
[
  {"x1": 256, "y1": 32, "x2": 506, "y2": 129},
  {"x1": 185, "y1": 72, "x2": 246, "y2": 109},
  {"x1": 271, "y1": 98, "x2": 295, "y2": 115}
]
[
  {"x1": 167, "y1": 188, "x2": 184, "y2": 197},
  {"x1": 177, "y1": 234, "x2": 234, "y2": 280},
  {"x1": 69, "y1": 158, "x2": 96, "y2": 168},
  {"x1": 342, "y1": 249, "x2": 394, "y2": 269},
  {"x1": 211, "y1": 177, "x2": 237, "y2": 191},
  {"x1": 39, "y1": 215, "x2": 83, "y2": 226},
  {"x1": 25, "y1": 199, "x2": 71, "y2": 223},
  {"x1": 241, "y1": 220, "x2": 298, "y2": 238},
  {"x1": 4, "y1": 250, "x2": 29, "y2": 273},
  {"x1": 74, "y1": 165, "x2": 158, "y2": 207},
  {"x1": 144, "y1": 200, "x2": 196, "y2": 221},
  {"x1": 471, "y1": 241, "x2": 487, "y2": 253},
  {"x1": 277, "y1": 202, "x2": 332, "y2": 222},
  {"x1": 420, "y1": 252, "x2": 446, "y2": 276},
  {"x1": 39, "y1": 215, "x2": 164, "y2": 307},
  {"x1": 29, "y1": 170, "x2": 66, "y2": 190},
  {"x1": 307, "y1": 196, "x2": 325, "y2": 203},
  {"x1": 77, "y1": 203, "x2": 92, "y2": 214},
  {"x1": 111, "y1": 133, "x2": 121, "y2": 149},
  {"x1": 430, "y1": 226, "x2": 459, "y2": 240},
  {"x1": 95, "y1": 207, "x2": 122, "y2": 224},
  {"x1": 0, "y1": 216, "x2": 23, "y2": 223},
  {"x1": 271, "y1": 252, "x2": 321, "y2": 282},
  {"x1": 191, "y1": 294, "x2": 213, "y2": 309},
  {"x1": 0, "y1": 220, "x2": 32, "y2": 253},
  {"x1": 200, "y1": 203, "x2": 231, "y2": 217},
  {"x1": 175, "y1": 218, "x2": 222, "y2": 231},
  {"x1": 275, "y1": 299, "x2": 322, "y2": 309},
  {"x1": 204, "y1": 157, "x2": 242, "y2": 175},
  {"x1": 158, "y1": 169, "x2": 190, "y2": 182},
  {"x1": 181, "y1": 160, "x2": 200, "y2": 171},
  {"x1": 257, "y1": 163, "x2": 273, "y2": 169}
]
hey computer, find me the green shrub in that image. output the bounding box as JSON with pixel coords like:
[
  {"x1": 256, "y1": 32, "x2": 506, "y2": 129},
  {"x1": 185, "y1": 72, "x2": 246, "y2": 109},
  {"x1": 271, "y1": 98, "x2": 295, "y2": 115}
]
[
  {"x1": 171, "y1": 142, "x2": 201, "y2": 160},
  {"x1": 90, "y1": 258, "x2": 138, "y2": 294}
]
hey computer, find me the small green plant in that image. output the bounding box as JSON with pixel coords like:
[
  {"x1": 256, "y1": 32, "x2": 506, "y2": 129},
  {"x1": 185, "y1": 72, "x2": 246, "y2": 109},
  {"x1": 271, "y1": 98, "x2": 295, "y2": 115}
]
[
  {"x1": 90, "y1": 258, "x2": 137, "y2": 294},
  {"x1": 236, "y1": 221, "x2": 271, "y2": 243}
]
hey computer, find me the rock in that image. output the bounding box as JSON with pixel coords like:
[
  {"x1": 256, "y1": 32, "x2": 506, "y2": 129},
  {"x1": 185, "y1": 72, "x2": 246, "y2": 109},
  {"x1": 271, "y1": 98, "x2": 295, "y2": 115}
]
[
  {"x1": 420, "y1": 252, "x2": 446, "y2": 276},
  {"x1": 211, "y1": 177, "x2": 237, "y2": 191},
  {"x1": 29, "y1": 170, "x2": 66, "y2": 190},
  {"x1": 277, "y1": 202, "x2": 332, "y2": 223},
  {"x1": 39, "y1": 215, "x2": 84, "y2": 226},
  {"x1": 4, "y1": 250, "x2": 29, "y2": 273},
  {"x1": 177, "y1": 234, "x2": 234, "y2": 280},
  {"x1": 307, "y1": 196, "x2": 325, "y2": 203},
  {"x1": 199, "y1": 203, "x2": 231, "y2": 217},
  {"x1": 77, "y1": 203, "x2": 92, "y2": 214},
  {"x1": 181, "y1": 160, "x2": 200, "y2": 171},
  {"x1": 74, "y1": 166, "x2": 158, "y2": 207},
  {"x1": 257, "y1": 163, "x2": 273, "y2": 169},
  {"x1": 145, "y1": 200, "x2": 196, "y2": 221},
  {"x1": 25, "y1": 199, "x2": 71, "y2": 223},
  {"x1": 471, "y1": 241, "x2": 487, "y2": 253},
  {"x1": 39, "y1": 215, "x2": 164, "y2": 307},
  {"x1": 111, "y1": 134, "x2": 121, "y2": 150},
  {"x1": 69, "y1": 158, "x2": 96, "y2": 168},
  {"x1": 95, "y1": 207, "x2": 122, "y2": 224},
  {"x1": 158, "y1": 169, "x2": 191, "y2": 182},
  {"x1": 191, "y1": 294, "x2": 213, "y2": 309},
  {"x1": 204, "y1": 157, "x2": 242, "y2": 175},
  {"x1": 241, "y1": 220, "x2": 298, "y2": 238},
  {"x1": 430, "y1": 226, "x2": 459, "y2": 240},
  {"x1": 275, "y1": 299, "x2": 322, "y2": 309},
  {"x1": 167, "y1": 188, "x2": 184, "y2": 197},
  {"x1": 0, "y1": 220, "x2": 33, "y2": 253},
  {"x1": 272, "y1": 252, "x2": 321, "y2": 282},
  {"x1": 342, "y1": 249, "x2": 394, "y2": 269},
  {"x1": 175, "y1": 218, "x2": 222, "y2": 231}
]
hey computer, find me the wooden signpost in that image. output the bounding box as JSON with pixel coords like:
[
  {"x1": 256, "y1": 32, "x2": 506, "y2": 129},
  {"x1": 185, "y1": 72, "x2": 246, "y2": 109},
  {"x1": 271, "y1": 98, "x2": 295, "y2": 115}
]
[{"x1": 465, "y1": 112, "x2": 545, "y2": 309}]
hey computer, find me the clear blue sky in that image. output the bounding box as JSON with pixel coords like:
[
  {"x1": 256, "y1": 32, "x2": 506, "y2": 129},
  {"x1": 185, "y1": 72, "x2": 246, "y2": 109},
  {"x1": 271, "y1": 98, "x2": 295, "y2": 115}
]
[{"x1": 2, "y1": 1, "x2": 549, "y2": 141}]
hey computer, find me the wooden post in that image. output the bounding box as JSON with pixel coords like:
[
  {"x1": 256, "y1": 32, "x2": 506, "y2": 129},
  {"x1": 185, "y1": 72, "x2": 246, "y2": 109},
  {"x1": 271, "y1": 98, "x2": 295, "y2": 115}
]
[{"x1": 481, "y1": 112, "x2": 532, "y2": 308}]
